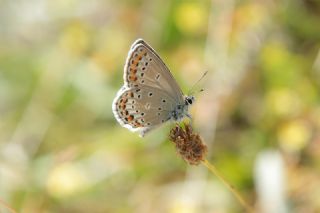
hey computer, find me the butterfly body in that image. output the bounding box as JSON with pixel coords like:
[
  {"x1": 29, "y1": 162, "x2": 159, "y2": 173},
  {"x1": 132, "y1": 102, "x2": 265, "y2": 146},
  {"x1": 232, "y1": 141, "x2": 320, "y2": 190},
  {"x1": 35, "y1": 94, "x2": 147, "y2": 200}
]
[
  {"x1": 112, "y1": 39, "x2": 194, "y2": 137},
  {"x1": 171, "y1": 96, "x2": 194, "y2": 121}
]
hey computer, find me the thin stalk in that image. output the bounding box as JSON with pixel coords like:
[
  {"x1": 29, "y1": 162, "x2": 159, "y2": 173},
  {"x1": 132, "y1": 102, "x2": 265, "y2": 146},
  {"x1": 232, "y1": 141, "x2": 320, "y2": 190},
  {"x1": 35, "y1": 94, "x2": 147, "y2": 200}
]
[{"x1": 202, "y1": 159, "x2": 254, "y2": 213}]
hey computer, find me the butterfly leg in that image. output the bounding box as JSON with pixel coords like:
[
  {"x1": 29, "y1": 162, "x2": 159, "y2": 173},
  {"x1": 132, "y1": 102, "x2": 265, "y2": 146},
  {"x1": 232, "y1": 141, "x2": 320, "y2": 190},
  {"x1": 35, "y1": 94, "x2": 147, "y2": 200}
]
[{"x1": 186, "y1": 113, "x2": 193, "y2": 126}]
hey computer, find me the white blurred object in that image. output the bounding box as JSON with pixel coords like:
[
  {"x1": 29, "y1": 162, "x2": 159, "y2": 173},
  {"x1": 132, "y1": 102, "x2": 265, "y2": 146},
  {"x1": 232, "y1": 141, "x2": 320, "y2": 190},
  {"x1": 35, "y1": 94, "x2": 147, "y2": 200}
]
[{"x1": 254, "y1": 150, "x2": 288, "y2": 213}]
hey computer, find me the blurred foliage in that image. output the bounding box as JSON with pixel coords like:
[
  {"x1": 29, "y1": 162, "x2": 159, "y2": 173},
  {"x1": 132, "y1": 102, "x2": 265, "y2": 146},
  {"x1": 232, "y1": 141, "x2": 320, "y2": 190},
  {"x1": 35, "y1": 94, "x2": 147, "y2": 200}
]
[{"x1": 0, "y1": 0, "x2": 320, "y2": 212}]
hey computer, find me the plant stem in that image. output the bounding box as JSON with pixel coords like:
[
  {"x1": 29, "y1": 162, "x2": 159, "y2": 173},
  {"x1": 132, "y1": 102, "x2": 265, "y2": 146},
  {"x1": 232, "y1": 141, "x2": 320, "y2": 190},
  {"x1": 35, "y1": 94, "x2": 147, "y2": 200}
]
[{"x1": 202, "y1": 159, "x2": 254, "y2": 213}]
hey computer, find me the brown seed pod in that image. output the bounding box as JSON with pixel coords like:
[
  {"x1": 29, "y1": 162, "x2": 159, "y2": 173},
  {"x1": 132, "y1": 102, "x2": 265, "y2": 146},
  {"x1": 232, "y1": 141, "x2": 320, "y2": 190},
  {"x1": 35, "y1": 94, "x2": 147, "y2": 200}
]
[{"x1": 169, "y1": 123, "x2": 207, "y2": 165}]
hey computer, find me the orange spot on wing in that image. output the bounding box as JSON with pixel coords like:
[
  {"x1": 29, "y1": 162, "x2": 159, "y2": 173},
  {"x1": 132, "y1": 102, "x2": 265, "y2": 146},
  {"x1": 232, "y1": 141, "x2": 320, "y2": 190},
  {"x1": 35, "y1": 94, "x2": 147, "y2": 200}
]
[
  {"x1": 128, "y1": 115, "x2": 134, "y2": 122},
  {"x1": 120, "y1": 99, "x2": 127, "y2": 109},
  {"x1": 128, "y1": 92, "x2": 134, "y2": 97},
  {"x1": 129, "y1": 75, "x2": 137, "y2": 81},
  {"x1": 135, "y1": 122, "x2": 142, "y2": 127}
]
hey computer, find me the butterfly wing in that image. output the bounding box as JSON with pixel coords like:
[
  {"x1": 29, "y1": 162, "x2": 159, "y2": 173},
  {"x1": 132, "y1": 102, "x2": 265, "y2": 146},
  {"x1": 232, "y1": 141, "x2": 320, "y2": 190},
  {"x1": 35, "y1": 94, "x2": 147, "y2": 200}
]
[
  {"x1": 123, "y1": 39, "x2": 184, "y2": 104},
  {"x1": 112, "y1": 39, "x2": 186, "y2": 136},
  {"x1": 112, "y1": 86, "x2": 176, "y2": 137}
]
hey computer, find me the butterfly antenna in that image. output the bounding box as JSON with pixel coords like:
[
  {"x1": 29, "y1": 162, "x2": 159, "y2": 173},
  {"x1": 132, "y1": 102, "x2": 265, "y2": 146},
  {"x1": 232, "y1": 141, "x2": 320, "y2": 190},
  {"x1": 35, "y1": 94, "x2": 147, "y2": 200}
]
[{"x1": 188, "y1": 71, "x2": 208, "y2": 95}]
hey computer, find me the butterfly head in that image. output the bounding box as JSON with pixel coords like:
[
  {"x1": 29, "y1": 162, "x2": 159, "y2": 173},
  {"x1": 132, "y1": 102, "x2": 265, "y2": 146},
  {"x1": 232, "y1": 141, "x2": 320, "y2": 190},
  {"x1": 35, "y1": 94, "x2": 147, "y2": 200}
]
[{"x1": 185, "y1": 96, "x2": 195, "y2": 106}]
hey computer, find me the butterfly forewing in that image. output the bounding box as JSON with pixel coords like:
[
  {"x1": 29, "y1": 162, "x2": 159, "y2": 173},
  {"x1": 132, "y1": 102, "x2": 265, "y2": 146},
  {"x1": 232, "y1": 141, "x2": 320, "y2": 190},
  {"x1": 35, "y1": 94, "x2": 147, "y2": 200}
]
[{"x1": 124, "y1": 40, "x2": 184, "y2": 104}]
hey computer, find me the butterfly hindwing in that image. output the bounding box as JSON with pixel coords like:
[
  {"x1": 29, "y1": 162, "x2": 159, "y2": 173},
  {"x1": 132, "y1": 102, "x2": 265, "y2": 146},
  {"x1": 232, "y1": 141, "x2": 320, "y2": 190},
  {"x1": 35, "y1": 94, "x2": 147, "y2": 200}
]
[{"x1": 112, "y1": 86, "x2": 174, "y2": 136}]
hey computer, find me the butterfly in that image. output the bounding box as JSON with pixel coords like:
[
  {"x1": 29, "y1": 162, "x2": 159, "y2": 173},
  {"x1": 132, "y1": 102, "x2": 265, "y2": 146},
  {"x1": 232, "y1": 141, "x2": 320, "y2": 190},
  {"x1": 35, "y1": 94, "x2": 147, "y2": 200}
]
[{"x1": 112, "y1": 39, "x2": 194, "y2": 137}]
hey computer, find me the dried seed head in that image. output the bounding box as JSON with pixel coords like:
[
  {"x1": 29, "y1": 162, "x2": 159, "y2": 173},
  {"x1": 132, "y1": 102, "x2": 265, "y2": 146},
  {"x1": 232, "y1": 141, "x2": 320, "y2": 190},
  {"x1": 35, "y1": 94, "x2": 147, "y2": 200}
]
[{"x1": 169, "y1": 123, "x2": 207, "y2": 165}]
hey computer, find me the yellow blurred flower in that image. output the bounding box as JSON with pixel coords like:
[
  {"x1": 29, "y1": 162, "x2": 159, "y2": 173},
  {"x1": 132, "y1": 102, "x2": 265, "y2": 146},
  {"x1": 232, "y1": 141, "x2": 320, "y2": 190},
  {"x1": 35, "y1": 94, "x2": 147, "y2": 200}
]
[
  {"x1": 170, "y1": 201, "x2": 197, "y2": 213},
  {"x1": 46, "y1": 162, "x2": 89, "y2": 198},
  {"x1": 266, "y1": 88, "x2": 302, "y2": 117},
  {"x1": 174, "y1": 3, "x2": 208, "y2": 35},
  {"x1": 278, "y1": 120, "x2": 311, "y2": 153},
  {"x1": 59, "y1": 22, "x2": 90, "y2": 56}
]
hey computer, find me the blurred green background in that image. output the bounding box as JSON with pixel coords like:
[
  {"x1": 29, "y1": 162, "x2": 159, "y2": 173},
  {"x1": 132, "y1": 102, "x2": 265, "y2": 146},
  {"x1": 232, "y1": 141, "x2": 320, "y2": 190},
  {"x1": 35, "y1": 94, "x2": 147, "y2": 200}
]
[{"x1": 0, "y1": 0, "x2": 320, "y2": 212}]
